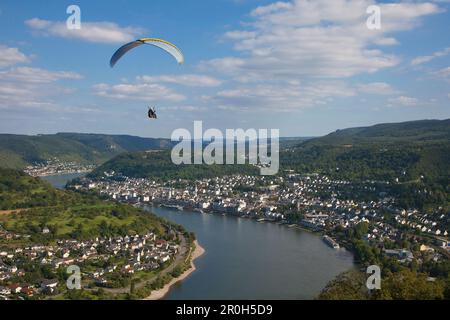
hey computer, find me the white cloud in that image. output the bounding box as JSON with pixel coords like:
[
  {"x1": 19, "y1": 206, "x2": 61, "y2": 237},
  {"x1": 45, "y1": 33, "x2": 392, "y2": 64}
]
[
  {"x1": 25, "y1": 18, "x2": 142, "y2": 44},
  {"x1": 203, "y1": 0, "x2": 440, "y2": 80},
  {"x1": 357, "y1": 82, "x2": 398, "y2": 95},
  {"x1": 431, "y1": 66, "x2": 450, "y2": 79},
  {"x1": 250, "y1": 2, "x2": 293, "y2": 17},
  {"x1": 388, "y1": 95, "x2": 419, "y2": 106},
  {"x1": 0, "y1": 67, "x2": 82, "y2": 83},
  {"x1": 0, "y1": 46, "x2": 30, "y2": 68},
  {"x1": 93, "y1": 82, "x2": 185, "y2": 102},
  {"x1": 203, "y1": 81, "x2": 355, "y2": 111},
  {"x1": 137, "y1": 74, "x2": 222, "y2": 87},
  {"x1": 199, "y1": 57, "x2": 245, "y2": 75},
  {"x1": 224, "y1": 31, "x2": 257, "y2": 40},
  {"x1": 373, "y1": 37, "x2": 399, "y2": 46},
  {"x1": 198, "y1": 0, "x2": 441, "y2": 112},
  {"x1": 411, "y1": 47, "x2": 450, "y2": 65},
  {"x1": 164, "y1": 105, "x2": 207, "y2": 112},
  {"x1": 0, "y1": 66, "x2": 82, "y2": 110}
]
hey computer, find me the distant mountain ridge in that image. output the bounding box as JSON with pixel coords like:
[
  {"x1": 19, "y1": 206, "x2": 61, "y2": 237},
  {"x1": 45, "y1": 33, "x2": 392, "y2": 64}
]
[
  {"x1": 1, "y1": 119, "x2": 449, "y2": 185},
  {"x1": 301, "y1": 119, "x2": 450, "y2": 146},
  {"x1": 0, "y1": 132, "x2": 173, "y2": 169},
  {"x1": 89, "y1": 119, "x2": 449, "y2": 189}
]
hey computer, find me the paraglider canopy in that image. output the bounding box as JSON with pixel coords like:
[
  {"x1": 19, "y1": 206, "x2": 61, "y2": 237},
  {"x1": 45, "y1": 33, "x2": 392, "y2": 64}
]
[{"x1": 110, "y1": 38, "x2": 184, "y2": 67}]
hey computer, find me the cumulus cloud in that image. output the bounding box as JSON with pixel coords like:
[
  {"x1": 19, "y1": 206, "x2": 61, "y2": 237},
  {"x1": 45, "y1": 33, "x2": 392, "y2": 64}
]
[
  {"x1": 199, "y1": 57, "x2": 245, "y2": 76},
  {"x1": 164, "y1": 105, "x2": 207, "y2": 112},
  {"x1": 0, "y1": 67, "x2": 82, "y2": 110},
  {"x1": 373, "y1": 37, "x2": 399, "y2": 46},
  {"x1": 431, "y1": 66, "x2": 450, "y2": 79},
  {"x1": 357, "y1": 82, "x2": 398, "y2": 95},
  {"x1": 93, "y1": 82, "x2": 185, "y2": 102},
  {"x1": 198, "y1": 0, "x2": 441, "y2": 112},
  {"x1": 25, "y1": 18, "x2": 142, "y2": 44},
  {"x1": 388, "y1": 95, "x2": 419, "y2": 107},
  {"x1": 0, "y1": 46, "x2": 30, "y2": 68},
  {"x1": 411, "y1": 47, "x2": 450, "y2": 65},
  {"x1": 93, "y1": 74, "x2": 220, "y2": 103},
  {"x1": 137, "y1": 74, "x2": 222, "y2": 87},
  {"x1": 203, "y1": 81, "x2": 355, "y2": 111},
  {"x1": 0, "y1": 67, "x2": 82, "y2": 83},
  {"x1": 203, "y1": 0, "x2": 440, "y2": 80}
]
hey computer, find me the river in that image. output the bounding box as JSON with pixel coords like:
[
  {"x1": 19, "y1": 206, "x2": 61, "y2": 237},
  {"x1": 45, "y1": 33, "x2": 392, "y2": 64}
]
[
  {"x1": 40, "y1": 172, "x2": 87, "y2": 189},
  {"x1": 43, "y1": 173, "x2": 355, "y2": 300}
]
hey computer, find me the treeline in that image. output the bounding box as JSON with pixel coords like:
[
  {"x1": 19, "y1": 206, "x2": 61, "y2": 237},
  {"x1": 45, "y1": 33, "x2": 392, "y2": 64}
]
[
  {"x1": 282, "y1": 142, "x2": 449, "y2": 183},
  {"x1": 1, "y1": 204, "x2": 166, "y2": 244},
  {"x1": 319, "y1": 223, "x2": 450, "y2": 300},
  {"x1": 0, "y1": 168, "x2": 176, "y2": 245},
  {"x1": 0, "y1": 133, "x2": 173, "y2": 169},
  {"x1": 0, "y1": 168, "x2": 98, "y2": 210},
  {"x1": 89, "y1": 150, "x2": 259, "y2": 181},
  {"x1": 282, "y1": 140, "x2": 449, "y2": 211},
  {"x1": 318, "y1": 269, "x2": 448, "y2": 300}
]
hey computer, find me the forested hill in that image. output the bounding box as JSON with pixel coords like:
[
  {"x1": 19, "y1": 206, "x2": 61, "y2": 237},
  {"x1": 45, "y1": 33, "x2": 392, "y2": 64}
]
[
  {"x1": 299, "y1": 119, "x2": 450, "y2": 145},
  {"x1": 282, "y1": 119, "x2": 450, "y2": 185},
  {"x1": 0, "y1": 167, "x2": 167, "y2": 241},
  {"x1": 0, "y1": 133, "x2": 173, "y2": 169},
  {"x1": 89, "y1": 150, "x2": 259, "y2": 181},
  {"x1": 90, "y1": 119, "x2": 449, "y2": 186}
]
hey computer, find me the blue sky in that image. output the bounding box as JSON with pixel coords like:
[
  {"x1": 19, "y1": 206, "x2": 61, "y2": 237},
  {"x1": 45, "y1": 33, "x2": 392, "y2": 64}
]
[{"x1": 0, "y1": 0, "x2": 449, "y2": 137}]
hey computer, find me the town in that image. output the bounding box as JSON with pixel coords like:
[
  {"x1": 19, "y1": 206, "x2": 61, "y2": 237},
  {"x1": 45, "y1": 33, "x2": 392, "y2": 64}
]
[
  {"x1": 24, "y1": 159, "x2": 96, "y2": 177},
  {"x1": 71, "y1": 172, "x2": 450, "y2": 266},
  {"x1": 0, "y1": 227, "x2": 181, "y2": 300}
]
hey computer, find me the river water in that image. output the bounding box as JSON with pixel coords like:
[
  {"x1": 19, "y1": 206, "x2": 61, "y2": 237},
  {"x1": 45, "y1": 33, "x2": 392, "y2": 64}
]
[
  {"x1": 43, "y1": 173, "x2": 355, "y2": 300},
  {"x1": 40, "y1": 172, "x2": 87, "y2": 189},
  {"x1": 147, "y1": 206, "x2": 354, "y2": 300}
]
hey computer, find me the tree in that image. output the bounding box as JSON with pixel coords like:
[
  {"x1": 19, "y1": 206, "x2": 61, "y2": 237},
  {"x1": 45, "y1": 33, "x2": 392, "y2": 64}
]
[
  {"x1": 318, "y1": 270, "x2": 368, "y2": 300},
  {"x1": 377, "y1": 270, "x2": 445, "y2": 300}
]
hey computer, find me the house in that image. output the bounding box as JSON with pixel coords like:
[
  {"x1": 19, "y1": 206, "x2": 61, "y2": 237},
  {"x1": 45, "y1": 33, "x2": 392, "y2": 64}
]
[
  {"x1": 62, "y1": 250, "x2": 70, "y2": 258},
  {"x1": 20, "y1": 287, "x2": 34, "y2": 297},
  {"x1": 0, "y1": 286, "x2": 11, "y2": 295},
  {"x1": 95, "y1": 278, "x2": 108, "y2": 286},
  {"x1": 419, "y1": 244, "x2": 435, "y2": 252},
  {"x1": 384, "y1": 249, "x2": 414, "y2": 262},
  {"x1": 40, "y1": 279, "x2": 58, "y2": 289},
  {"x1": 52, "y1": 259, "x2": 64, "y2": 268},
  {"x1": 8, "y1": 284, "x2": 22, "y2": 294},
  {"x1": 159, "y1": 255, "x2": 170, "y2": 263},
  {"x1": 106, "y1": 265, "x2": 117, "y2": 273}
]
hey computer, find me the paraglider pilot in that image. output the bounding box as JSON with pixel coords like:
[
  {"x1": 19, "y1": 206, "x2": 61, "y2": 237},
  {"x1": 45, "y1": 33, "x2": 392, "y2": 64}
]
[{"x1": 148, "y1": 107, "x2": 157, "y2": 119}]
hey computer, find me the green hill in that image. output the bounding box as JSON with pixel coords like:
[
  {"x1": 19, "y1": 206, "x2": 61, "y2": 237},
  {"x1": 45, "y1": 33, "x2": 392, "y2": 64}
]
[
  {"x1": 0, "y1": 133, "x2": 172, "y2": 169},
  {"x1": 282, "y1": 119, "x2": 450, "y2": 183},
  {"x1": 90, "y1": 149, "x2": 259, "y2": 181},
  {"x1": 87, "y1": 120, "x2": 449, "y2": 209},
  {"x1": 90, "y1": 119, "x2": 449, "y2": 185},
  {"x1": 0, "y1": 167, "x2": 167, "y2": 242}
]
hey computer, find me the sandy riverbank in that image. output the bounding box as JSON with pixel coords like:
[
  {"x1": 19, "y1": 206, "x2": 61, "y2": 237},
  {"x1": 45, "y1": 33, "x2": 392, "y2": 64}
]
[{"x1": 143, "y1": 240, "x2": 205, "y2": 300}]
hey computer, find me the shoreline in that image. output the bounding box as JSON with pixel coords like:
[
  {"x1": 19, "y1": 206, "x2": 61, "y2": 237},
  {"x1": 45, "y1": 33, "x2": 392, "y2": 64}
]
[
  {"x1": 143, "y1": 239, "x2": 205, "y2": 300},
  {"x1": 34, "y1": 170, "x2": 91, "y2": 177}
]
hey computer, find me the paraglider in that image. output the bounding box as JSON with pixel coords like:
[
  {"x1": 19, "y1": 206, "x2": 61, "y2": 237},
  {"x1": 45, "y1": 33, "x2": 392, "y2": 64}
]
[
  {"x1": 110, "y1": 38, "x2": 184, "y2": 121},
  {"x1": 148, "y1": 107, "x2": 157, "y2": 119},
  {"x1": 110, "y1": 38, "x2": 184, "y2": 68}
]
